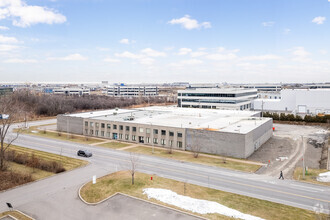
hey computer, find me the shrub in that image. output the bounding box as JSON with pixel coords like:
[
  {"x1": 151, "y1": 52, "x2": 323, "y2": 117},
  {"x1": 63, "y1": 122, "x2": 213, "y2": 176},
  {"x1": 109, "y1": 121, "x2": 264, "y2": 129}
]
[{"x1": 5, "y1": 150, "x2": 66, "y2": 173}]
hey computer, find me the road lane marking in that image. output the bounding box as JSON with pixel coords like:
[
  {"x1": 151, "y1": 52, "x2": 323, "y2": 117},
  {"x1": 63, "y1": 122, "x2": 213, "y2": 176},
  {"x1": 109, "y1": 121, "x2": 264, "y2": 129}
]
[
  {"x1": 14, "y1": 138, "x2": 330, "y2": 205},
  {"x1": 93, "y1": 153, "x2": 330, "y2": 204}
]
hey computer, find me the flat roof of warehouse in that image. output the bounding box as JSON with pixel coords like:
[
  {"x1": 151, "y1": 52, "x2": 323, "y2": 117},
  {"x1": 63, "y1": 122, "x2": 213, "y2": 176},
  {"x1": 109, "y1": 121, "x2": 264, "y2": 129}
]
[{"x1": 63, "y1": 106, "x2": 271, "y2": 134}]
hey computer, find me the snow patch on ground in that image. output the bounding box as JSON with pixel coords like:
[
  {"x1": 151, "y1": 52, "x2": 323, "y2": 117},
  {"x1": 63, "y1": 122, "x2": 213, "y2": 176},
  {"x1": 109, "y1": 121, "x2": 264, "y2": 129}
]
[
  {"x1": 143, "y1": 188, "x2": 264, "y2": 220},
  {"x1": 317, "y1": 171, "x2": 330, "y2": 182}
]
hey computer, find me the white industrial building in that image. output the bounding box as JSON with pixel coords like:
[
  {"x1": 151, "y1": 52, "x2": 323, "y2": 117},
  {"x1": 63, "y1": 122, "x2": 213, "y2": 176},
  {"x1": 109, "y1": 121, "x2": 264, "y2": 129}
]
[
  {"x1": 53, "y1": 88, "x2": 90, "y2": 96},
  {"x1": 177, "y1": 88, "x2": 258, "y2": 110},
  {"x1": 241, "y1": 84, "x2": 282, "y2": 92},
  {"x1": 57, "y1": 106, "x2": 272, "y2": 158},
  {"x1": 257, "y1": 92, "x2": 281, "y2": 100},
  {"x1": 107, "y1": 86, "x2": 158, "y2": 97},
  {"x1": 253, "y1": 89, "x2": 330, "y2": 114}
]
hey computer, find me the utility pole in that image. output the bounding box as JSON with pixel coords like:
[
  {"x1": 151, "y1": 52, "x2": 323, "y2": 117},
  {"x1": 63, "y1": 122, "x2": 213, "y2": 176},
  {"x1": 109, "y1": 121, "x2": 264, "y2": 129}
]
[
  {"x1": 261, "y1": 100, "x2": 264, "y2": 117},
  {"x1": 66, "y1": 119, "x2": 69, "y2": 139},
  {"x1": 302, "y1": 135, "x2": 305, "y2": 179},
  {"x1": 151, "y1": 123, "x2": 154, "y2": 154}
]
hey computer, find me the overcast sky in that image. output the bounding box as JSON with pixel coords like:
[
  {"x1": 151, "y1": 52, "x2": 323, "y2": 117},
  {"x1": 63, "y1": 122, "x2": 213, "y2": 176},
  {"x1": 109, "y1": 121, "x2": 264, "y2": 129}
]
[{"x1": 0, "y1": 0, "x2": 330, "y2": 84}]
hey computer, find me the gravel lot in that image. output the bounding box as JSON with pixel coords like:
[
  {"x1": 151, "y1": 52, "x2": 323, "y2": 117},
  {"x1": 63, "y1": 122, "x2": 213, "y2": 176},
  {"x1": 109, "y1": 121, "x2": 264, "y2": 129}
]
[{"x1": 249, "y1": 123, "x2": 329, "y2": 179}]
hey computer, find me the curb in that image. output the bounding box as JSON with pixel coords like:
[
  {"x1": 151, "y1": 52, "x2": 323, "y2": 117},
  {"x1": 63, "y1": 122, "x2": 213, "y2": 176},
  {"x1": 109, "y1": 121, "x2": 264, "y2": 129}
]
[
  {"x1": 78, "y1": 179, "x2": 207, "y2": 220},
  {"x1": 0, "y1": 210, "x2": 35, "y2": 220}
]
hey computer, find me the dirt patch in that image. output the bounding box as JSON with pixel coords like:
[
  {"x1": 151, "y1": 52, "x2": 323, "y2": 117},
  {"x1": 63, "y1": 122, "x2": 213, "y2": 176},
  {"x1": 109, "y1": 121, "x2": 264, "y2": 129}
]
[
  {"x1": 248, "y1": 137, "x2": 295, "y2": 176},
  {"x1": 273, "y1": 120, "x2": 330, "y2": 129}
]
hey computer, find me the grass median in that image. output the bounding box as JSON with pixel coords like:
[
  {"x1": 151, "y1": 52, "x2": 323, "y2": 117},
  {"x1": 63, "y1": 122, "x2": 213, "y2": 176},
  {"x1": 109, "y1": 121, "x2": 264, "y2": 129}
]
[
  {"x1": 80, "y1": 170, "x2": 322, "y2": 220},
  {"x1": 124, "y1": 146, "x2": 261, "y2": 173},
  {"x1": 293, "y1": 167, "x2": 330, "y2": 186},
  {"x1": 18, "y1": 125, "x2": 103, "y2": 145},
  {"x1": 98, "y1": 141, "x2": 131, "y2": 149}
]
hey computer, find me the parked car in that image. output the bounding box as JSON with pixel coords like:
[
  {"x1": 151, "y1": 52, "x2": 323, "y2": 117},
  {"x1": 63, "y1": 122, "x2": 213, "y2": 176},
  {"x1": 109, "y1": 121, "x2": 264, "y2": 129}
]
[{"x1": 77, "y1": 150, "x2": 92, "y2": 157}]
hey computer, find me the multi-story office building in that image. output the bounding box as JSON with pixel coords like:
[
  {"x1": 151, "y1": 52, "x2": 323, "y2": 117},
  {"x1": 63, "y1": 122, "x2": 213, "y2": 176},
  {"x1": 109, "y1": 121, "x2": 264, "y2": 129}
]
[
  {"x1": 53, "y1": 88, "x2": 90, "y2": 96},
  {"x1": 177, "y1": 88, "x2": 258, "y2": 110},
  {"x1": 0, "y1": 87, "x2": 14, "y2": 95},
  {"x1": 57, "y1": 106, "x2": 272, "y2": 158},
  {"x1": 106, "y1": 86, "x2": 158, "y2": 97}
]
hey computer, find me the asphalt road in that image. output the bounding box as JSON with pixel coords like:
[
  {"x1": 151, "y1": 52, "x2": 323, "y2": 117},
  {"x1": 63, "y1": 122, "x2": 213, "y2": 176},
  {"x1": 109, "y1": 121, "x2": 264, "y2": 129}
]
[{"x1": 1, "y1": 119, "x2": 330, "y2": 218}]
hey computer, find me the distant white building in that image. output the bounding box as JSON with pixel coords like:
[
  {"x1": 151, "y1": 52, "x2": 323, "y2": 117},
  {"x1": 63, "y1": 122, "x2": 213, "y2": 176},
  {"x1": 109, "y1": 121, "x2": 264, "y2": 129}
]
[
  {"x1": 241, "y1": 84, "x2": 282, "y2": 92},
  {"x1": 252, "y1": 89, "x2": 330, "y2": 114},
  {"x1": 257, "y1": 92, "x2": 281, "y2": 100},
  {"x1": 107, "y1": 86, "x2": 158, "y2": 97},
  {"x1": 177, "y1": 88, "x2": 258, "y2": 110},
  {"x1": 53, "y1": 88, "x2": 90, "y2": 96}
]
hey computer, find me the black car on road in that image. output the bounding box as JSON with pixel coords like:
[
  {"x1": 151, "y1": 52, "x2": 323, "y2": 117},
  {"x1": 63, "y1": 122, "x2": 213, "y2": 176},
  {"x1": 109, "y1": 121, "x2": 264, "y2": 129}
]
[{"x1": 77, "y1": 150, "x2": 92, "y2": 157}]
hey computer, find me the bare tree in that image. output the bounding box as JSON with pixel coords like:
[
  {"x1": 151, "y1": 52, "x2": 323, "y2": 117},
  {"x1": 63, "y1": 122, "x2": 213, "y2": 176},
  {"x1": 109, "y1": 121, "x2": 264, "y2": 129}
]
[
  {"x1": 167, "y1": 143, "x2": 174, "y2": 154},
  {"x1": 0, "y1": 95, "x2": 23, "y2": 170},
  {"x1": 129, "y1": 152, "x2": 139, "y2": 185},
  {"x1": 191, "y1": 143, "x2": 202, "y2": 158},
  {"x1": 191, "y1": 133, "x2": 202, "y2": 158}
]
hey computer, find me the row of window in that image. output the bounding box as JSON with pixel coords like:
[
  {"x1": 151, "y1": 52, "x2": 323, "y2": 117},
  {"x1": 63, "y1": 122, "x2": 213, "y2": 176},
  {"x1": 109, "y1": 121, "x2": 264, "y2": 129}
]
[
  {"x1": 178, "y1": 92, "x2": 257, "y2": 98},
  {"x1": 85, "y1": 129, "x2": 183, "y2": 148},
  {"x1": 180, "y1": 99, "x2": 250, "y2": 104},
  {"x1": 85, "y1": 122, "x2": 183, "y2": 137}
]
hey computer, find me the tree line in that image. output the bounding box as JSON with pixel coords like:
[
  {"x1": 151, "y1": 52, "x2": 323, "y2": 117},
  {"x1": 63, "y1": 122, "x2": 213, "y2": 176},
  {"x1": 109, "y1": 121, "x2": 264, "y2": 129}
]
[
  {"x1": 263, "y1": 112, "x2": 330, "y2": 123},
  {"x1": 10, "y1": 90, "x2": 168, "y2": 117}
]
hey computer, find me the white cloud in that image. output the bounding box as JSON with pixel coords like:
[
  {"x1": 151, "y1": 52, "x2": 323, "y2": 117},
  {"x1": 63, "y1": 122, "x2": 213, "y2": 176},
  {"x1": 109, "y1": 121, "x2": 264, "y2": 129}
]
[
  {"x1": 0, "y1": 0, "x2": 66, "y2": 27},
  {"x1": 178, "y1": 48, "x2": 192, "y2": 55},
  {"x1": 115, "y1": 51, "x2": 155, "y2": 65},
  {"x1": 97, "y1": 47, "x2": 110, "y2": 52},
  {"x1": 0, "y1": 26, "x2": 9, "y2": 30},
  {"x1": 115, "y1": 51, "x2": 142, "y2": 59},
  {"x1": 319, "y1": 49, "x2": 327, "y2": 55},
  {"x1": 291, "y1": 47, "x2": 309, "y2": 57},
  {"x1": 283, "y1": 28, "x2": 291, "y2": 34},
  {"x1": 168, "y1": 15, "x2": 211, "y2": 30},
  {"x1": 262, "y1": 21, "x2": 275, "y2": 27},
  {"x1": 119, "y1": 38, "x2": 135, "y2": 44},
  {"x1": 164, "y1": 46, "x2": 174, "y2": 51},
  {"x1": 103, "y1": 58, "x2": 120, "y2": 63},
  {"x1": 48, "y1": 53, "x2": 88, "y2": 61},
  {"x1": 0, "y1": 44, "x2": 19, "y2": 51},
  {"x1": 141, "y1": 48, "x2": 166, "y2": 57},
  {"x1": 3, "y1": 58, "x2": 37, "y2": 63},
  {"x1": 191, "y1": 51, "x2": 207, "y2": 57},
  {"x1": 0, "y1": 34, "x2": 19, "y2": 43},
  {"x1": 181, "y1": 59, "x2": 203, "y2": 65},
  {"x1": 170, "y1": 59, "x2": 203, "y2": 67},
  {"x1": 290, "y1": 47, "x2": 310, "y2": 62},
  {"x1": 139, "y1": 57, "x2": 155, "y2": 65},
  {"x1": 312, "y1": 16, "x2": 326, "y2": 25},
  {"x1": 241, "y1": 54, "x2": 281, "y2": 61},
  {"x1": 206, "y1": 53, "x2": 237, "y2": 61}
]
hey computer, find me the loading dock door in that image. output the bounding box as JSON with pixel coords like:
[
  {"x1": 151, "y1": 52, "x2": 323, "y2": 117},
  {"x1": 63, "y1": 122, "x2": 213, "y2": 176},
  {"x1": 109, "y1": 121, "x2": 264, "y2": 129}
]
[{"x1": 298, "y1": 105, "x2": 307, "y2": 113}]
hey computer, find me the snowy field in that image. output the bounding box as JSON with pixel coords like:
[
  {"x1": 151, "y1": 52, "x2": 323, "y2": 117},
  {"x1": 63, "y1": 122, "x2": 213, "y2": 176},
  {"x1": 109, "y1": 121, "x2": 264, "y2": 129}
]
[
  {"x1": 143, "y1": 188, "x2": 264, "y2": 220},
  {"x1": 317, "y1": 171, "x2": 330, "y2": 182}
]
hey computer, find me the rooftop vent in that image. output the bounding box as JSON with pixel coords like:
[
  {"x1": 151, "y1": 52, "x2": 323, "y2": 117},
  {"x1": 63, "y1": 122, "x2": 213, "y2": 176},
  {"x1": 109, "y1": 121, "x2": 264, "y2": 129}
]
[{"x1": 124, "y1": 116, "x2": 135, "y2": 121}]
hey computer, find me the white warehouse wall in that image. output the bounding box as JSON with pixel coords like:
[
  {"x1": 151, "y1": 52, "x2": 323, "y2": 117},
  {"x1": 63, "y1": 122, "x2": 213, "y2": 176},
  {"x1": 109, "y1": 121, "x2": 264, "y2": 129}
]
[{"x1": 253, "y1": 89, "x2": 330, "y2": 114}]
